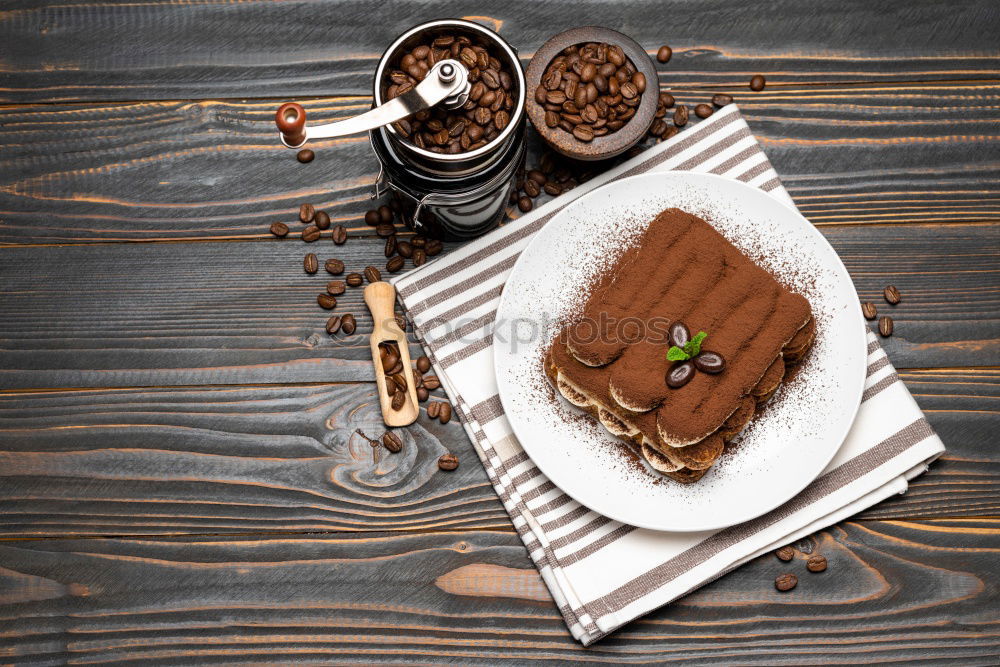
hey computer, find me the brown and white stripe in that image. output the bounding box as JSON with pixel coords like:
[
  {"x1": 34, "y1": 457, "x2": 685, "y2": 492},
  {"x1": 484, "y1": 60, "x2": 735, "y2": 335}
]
[{"x1": 391, "y1": 105, "x2": 945, "y2": 645}]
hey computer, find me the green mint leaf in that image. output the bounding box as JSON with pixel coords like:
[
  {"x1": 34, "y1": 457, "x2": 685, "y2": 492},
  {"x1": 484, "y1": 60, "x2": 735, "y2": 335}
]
[
  {"x1": 667, "y1": 346, "x2": 690, "y2": 361},
  {"x1": 684, "y1": 331, "x2": 708, "y2": 357}
]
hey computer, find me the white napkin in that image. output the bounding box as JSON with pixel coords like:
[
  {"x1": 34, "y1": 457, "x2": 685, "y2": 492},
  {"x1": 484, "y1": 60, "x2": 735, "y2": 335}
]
[{"x1": 391, "y1": 105, "x2": 945, "y2": 644}]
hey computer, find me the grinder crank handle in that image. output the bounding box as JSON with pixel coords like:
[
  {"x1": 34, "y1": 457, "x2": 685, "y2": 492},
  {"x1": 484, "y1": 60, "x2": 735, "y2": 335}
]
[{"x1": 275, "y1": 59, "x2": 471, "y2": 149}]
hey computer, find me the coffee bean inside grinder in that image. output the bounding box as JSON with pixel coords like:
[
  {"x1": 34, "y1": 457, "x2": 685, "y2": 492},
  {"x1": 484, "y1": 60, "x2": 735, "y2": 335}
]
[{"x1": 385, "y1": 33, "x2": 518, "y2": 154}]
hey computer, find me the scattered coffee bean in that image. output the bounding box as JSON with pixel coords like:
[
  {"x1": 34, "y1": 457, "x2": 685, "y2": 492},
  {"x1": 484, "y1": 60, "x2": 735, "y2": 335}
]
[
  {"x1": 396, "y1": 241, "x2": 414, "y2": 258},
  {"x1": 327, "y1": 280, "x2": 346, "y2": 295},
  {"x1": 325, "y1": 258, "x2": 345, "y2": 275},
  {"x1": 270, "y1": 221, "x2": 289, "y2": 238},
  {"x1": 439, "y1": 402, "x2": 452, "y2": 424},
  {"x1": 416, "y1": 356, "x2": 431, "y2": 373},
  {"x1": 303, "y1": 253, "x2": 318, "y2": 274},
  {"x1": 883, "y1": 285, "x2": 901, "y2": 305},
  {"x1": 331, "y1": 225, "x2": 347, "y2": 245},
  {"x1": 340, "y1": 313, "x2": 357, "y2": 334},
  {"x1": 411, "y1": 236, "x2": 426, "y2": 248},
  {"x1": 378, "y1": 205, "x2": 394, "y2": 224},
  {"x1": 313, "y1": 210, "x2": 331, "y2": 230},
  {"x1": 299, "y1": 203, "x2": 315, "y2": 223},
  {"x1": 364, "y1": 209, "x2": 380, "y2": 226},
  {"x1": 775, "y1": 546, "x2": 795, "y2": 562},
  {"x1": 666, "y1": 361, "x2": 695, "y2": 388},
  {"x1": 528, "y1": 169, "x2": 547, "y2": 186},
  {"x1": 427, "y1": 400, "x2": 441, "y2": 419},
  {"x1": 544, "y1": 182, "x2": 562, "y2": 196},
  {"x1": 879, "y1": 315, "x2": 894, "y2": 337},
  {"x1": 317, "y1": 293, "x2": 337, "y2": 309},
  {"x1": 523, "y1": 179, "x2": 540, "y2": 198},
  {"x1": 296, "y1": 149, "x2": 315, "y2": 163},
  {"x1": 712, "y1": 93, "x2": 733, "y2": 107},
  {"x1": 417, "y1": 386, "x2": 429, "y2": 402},
  {"x1": 384, "y1": 235, "x2": 397, "y2": 258},
  {"x1": 656, "y1": 45, "x2": 672, "y2": 63},
  {"x1": 750, "y1": 74, "x2": 766, "y2": 91},
  {"x1": 325, "y1": 315, "x2": 341, "y2": 335},
  {"x1": 346, "y1": 273, "x2": 364, "y2": 287},
  {"x1": 774, "y1": 573, "x2": 797, "y2": 591},
  {"x1": 694, "y1": 351, "x2": 726, "y2": 374},
  {"x1": 301, "y1": 225, "x2": 321, "y2": 242},
  {"x1": 422, "y1": 375, "x2": 441, "y2": 391},
  {"x1": 438, "y1": 453, "x2": 459, "y2": 471},
  {"x1": 518, "y1": 196, "x2": 533, "y2": 212},
  {"x1": 391, "y1": 389, "x2": 406, "y2": 411},
  {"x1": 806, "y1": 555, "x2": 828, "y2": 573},
  {"x1": 659, "y1": 92, "x2": 675, "y2": 108},
  {"x1": 694, "y1": 103, "x2": 714, "y2": 119},
  {"x1": 376, "y1": 223, "x2": 395, "y2": 238},
  {"x1": 862, "y1": 302, "x2": 878, "y2": 320},
  {"x1": 425, "y1": 239, "x2": 443, "y2": 256},
  {"x1": 364, "y1": 266, "x2": 382, "y2": 283},
  {"x1": 673, "y1": 105, "x2": 688, "y2": 127},
  {"x1": 386, "y1": 256, "x2": 405, "y2": 273},
  {"x1": 382, "y1": 431, "x2": 403, "y2": 453},
  {"x1": 413, "y1": 248, "x2": 427, "y2": 266}
]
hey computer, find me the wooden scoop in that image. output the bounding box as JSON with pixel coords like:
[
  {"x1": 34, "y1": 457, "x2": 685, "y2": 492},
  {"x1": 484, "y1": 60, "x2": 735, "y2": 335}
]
[{"x1": 363, "y1": 281, "x2": 419, "y2": 427}]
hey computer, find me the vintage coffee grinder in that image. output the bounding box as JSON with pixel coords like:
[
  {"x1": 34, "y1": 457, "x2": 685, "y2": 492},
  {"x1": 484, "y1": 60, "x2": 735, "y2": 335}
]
[{"x1": 275, "y1": 19, "x2": 526, "y2": 240}]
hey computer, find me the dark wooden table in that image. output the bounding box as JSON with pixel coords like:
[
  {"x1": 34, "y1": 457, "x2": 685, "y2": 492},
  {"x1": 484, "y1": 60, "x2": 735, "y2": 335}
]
[{"x1": 2, "y1": 2, "x2": 998, "y2": 663}]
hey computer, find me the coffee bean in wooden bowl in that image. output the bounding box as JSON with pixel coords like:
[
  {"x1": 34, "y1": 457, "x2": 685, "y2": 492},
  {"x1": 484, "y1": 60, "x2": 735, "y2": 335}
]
[{"x1": 525, "y1": 27, "x2": 658, "y2": 161}]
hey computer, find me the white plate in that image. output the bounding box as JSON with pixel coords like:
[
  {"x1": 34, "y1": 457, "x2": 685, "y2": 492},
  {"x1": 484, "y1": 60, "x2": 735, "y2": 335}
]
[{"x1": 493, "y1": 172, "x2": 867, "y2": 532}]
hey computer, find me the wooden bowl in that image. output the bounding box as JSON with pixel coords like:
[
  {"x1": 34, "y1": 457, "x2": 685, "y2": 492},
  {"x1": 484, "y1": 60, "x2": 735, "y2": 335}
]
[{"x1": 525, "y1": 26, "x2": 657, "y2": 161}]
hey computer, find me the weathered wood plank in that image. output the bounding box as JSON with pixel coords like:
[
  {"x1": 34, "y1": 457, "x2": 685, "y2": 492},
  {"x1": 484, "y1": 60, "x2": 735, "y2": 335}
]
[
  {"x1": 0, "y1": 370, "x2": 992, "y2": 537},
  {"x1": 1, "y1": 1, "x2": 998, "y2": 102},
  {"x1": 2, "y1": 82, "x2": 998, "y2": 243},
  {"x1": 0, "y1": 520, "x2": 996, "y2": 663},
  {"x1": 0, "y1": 223, "x2": 995, "y2": 389}
]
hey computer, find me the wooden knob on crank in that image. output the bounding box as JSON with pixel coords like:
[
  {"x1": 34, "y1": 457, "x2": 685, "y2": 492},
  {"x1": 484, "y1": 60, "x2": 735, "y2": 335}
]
[{"x1": 275, "y1": 102, "x2": 307, "y2": 147}]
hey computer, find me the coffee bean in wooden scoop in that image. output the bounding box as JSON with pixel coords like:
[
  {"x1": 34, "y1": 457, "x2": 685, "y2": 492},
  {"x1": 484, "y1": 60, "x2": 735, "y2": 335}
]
[
  {"x1": 668, "y1": 321, "x2": 690, "y2": 348},
  {"x1": 438, "y1": 453, "x2": 459, "y2": 471},
  {"x1": 694, "y1": 351, "x2": 726, "y2": 374},
  {"x1": 775, "y1": 546, "x2": 795, "y2": 562},
  {"x1": 381, "y1": 350, "x2": 400, "y2": 373},
  {"x1": 666, "y1": 361, "x2": 695, "y2": 388},
  {"x1": 391, "y1": 390, "x2": 405, "y2": 411},
  {"x1": 862, "y1": 302, "x2": 878, "y2": 320},
  {"x1": 382, "y1": 431, "x2": 403, "y2": 453},
  {"x1": 806, "y1": 555, "x2": 828, "y2": 572},
  {"x1": 390, "y1": 373, "x2": 407, "y2": 393},
  {"x1": 879, "y1": 316, "x2": 894, "y2": 337},
  {"x1": 883, "y1": 285, "x2": 901, "y2": 305},
  {"x1": 774, "y1": 573, "x2": 797, "y2": 591}
]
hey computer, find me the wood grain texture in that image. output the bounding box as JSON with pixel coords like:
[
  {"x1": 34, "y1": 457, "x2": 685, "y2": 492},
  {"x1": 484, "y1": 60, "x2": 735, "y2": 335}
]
[
  {"x1": 1, "y1": 1, "x2": 998, "y2": 102},
  {"x1": 0, "y1": 520, "x2": 996, "y2": 663},
  {"x1": 0, "y1": 224, "x2": 996, "y2": 390},
  {"x1": 0, "y1": 370, "x2": 993, "y2": 538},
  {"x1": 2, "y1": 82, "x2": 998, "y2": 243}
]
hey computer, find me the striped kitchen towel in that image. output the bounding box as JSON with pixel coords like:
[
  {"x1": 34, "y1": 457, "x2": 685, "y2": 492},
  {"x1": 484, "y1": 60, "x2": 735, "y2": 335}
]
[{"x1": 391, "y1": 105, "x2": 945, "y2": 644}]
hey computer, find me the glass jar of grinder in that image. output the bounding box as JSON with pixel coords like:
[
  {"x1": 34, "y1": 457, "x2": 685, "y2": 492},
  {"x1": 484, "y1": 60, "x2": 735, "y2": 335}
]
[{"x1": 275, "y1": 19, "x2": 526, "y2": 240}]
